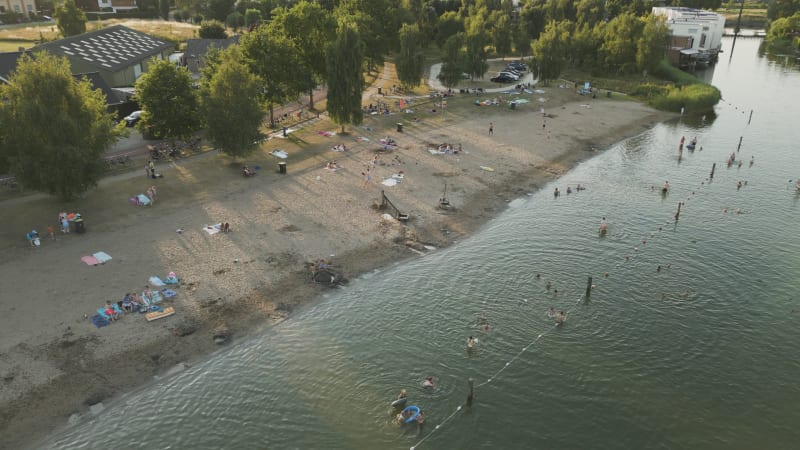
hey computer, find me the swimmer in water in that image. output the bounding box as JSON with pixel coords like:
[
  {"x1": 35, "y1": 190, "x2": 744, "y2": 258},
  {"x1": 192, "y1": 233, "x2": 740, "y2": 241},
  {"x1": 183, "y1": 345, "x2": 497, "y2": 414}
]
[
  {"x1": 467, "y1": 336, "x2": 477, "y2": 348},
  {"x1": 547, "y1": 307, "x2": 556, "y2": 318},
  {"x1": 545, "y1": 280, "x2": 552, "y2": 291},
  {"x1": 397, "y1": 389, "x2": 407, "y2": 400},
  {"x1": 555, "y1": 311, "x2": 566, "y2": 326},
  {"x1": 422, "y1": 377, "x2": 435, "y2": 388}
]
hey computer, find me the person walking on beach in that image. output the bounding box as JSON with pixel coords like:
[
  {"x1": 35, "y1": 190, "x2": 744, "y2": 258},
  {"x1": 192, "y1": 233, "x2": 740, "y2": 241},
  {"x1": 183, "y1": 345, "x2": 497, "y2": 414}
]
[{"x1": 489, "y1": 122, "x2": 493, "y2": 135}]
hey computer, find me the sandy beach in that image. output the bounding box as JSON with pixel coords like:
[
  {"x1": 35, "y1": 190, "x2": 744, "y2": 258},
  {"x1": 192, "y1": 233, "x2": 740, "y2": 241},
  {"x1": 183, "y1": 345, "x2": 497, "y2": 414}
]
[{"x1": 0, "y1": 76, "x2": 672, "y2": 449}]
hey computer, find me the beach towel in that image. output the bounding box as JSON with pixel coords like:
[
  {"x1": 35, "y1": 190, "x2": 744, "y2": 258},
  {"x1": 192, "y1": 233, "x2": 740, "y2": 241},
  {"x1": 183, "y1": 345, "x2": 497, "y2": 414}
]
[
  {"x1": 480, "y1": 166, "x2": 495, "y2": 172},
  {"x1": 161, "y1": 289, "x2": 178, "y2": 298},
  {"x1": 82, "y1": 255, "x2": 101, "y2": 266},
  {"x1": 382, "y1": 178, "x2": 399, "y2": 187},
  {"x1": 203, "y1": 224, "x2": 222, "y2": 235},
  {"x1": 91, "y1": 314, "x2": 110, "y2": 328},
  {"x1": 149, "y1": 276, "x2": 166, "y2": 287},
  {"x1": 96, "y1": 308, "x2": 111, "y2": 320},
  {"x1": 146, "y1": 306, "x2": 176, "y2": 322},
  {"x1": 271, "y1": 150, "x2": 288, "y2": 159},
  {"x1": 136, "y1": 194, "x2": 151, "y2": 206},
  {"x1": 318, "y1": 131, "x2": 336, "y2": 137},
  {"x1": 150, "y1": 290, "x2": 163, "y2": 304},
  {"x1": 93, "y1": 252, "x2": 112, "y2": 263}
]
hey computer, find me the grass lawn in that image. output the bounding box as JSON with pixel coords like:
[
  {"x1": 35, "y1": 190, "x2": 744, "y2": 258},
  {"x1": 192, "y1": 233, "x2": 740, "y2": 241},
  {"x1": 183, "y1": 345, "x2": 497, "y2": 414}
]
[{"x1": 0, "y1": 18, "x2": 199, "y2": 49}]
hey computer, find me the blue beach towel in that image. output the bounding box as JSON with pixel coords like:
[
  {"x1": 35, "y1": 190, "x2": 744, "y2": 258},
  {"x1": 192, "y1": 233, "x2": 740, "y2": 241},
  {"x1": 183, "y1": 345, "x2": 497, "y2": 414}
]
[
  {"x1": 149, "y1": 276, "x2": 166, "y2": 287},
  {"x1": 160, "y1": 289, "x2": 177, "y2": 298},
  {"x1": 144, "y1": 290, "x2": 163, "y2": 304},
  {"x1": 91, "y1": 314, "x2": 110, "y2": 328}
]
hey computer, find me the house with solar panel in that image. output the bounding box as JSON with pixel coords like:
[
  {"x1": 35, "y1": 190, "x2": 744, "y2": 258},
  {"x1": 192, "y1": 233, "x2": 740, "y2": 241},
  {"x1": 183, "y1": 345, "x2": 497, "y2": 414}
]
[{"x1": 34, "y1": 24, "x2": 174, "y2": 88}]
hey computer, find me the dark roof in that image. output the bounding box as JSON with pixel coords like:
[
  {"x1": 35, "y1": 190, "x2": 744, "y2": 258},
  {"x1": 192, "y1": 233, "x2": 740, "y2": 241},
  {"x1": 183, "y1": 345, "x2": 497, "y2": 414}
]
[
  {"x1": 73, "y1": 72, "x2": 122, "y2": 105},
  {"x1": 0, "y1": 51, "x2": 122, "y2": 106},
  {"x1": 35, "y1": 25, "x2": 173, "y2": 72},
  {"x1": 184, "y1": 36, "x2": 239, "y2": 67},
  {"x1": 0, "y1": 51, "x2": 25, "y2": 83}
]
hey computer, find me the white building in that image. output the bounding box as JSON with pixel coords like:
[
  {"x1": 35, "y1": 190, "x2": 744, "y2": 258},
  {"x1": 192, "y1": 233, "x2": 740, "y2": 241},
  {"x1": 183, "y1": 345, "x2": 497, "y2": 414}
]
[{"x1": 653, "y1": 6, "x2": 726, "y2": 64}]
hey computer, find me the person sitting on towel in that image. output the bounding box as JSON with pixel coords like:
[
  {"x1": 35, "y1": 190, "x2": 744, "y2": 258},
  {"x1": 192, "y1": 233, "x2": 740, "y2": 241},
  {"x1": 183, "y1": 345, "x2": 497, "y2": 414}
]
[
  {"x1": 104, "y1": 302, "x2": 119, "y2": 321},
  {"x1": 166, "y1": 272, "x2": 179, "y2": 284},
  {"x1": 242, "y1": 165, "x2": 255, "y2": 177},
  {"x1": 142, "y1": 285, "x2": 154, "y2": 304}
]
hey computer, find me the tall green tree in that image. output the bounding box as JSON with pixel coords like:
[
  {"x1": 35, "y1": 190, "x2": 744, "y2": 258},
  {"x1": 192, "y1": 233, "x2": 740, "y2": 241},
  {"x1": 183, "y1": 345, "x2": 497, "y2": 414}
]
[
  {"x1": 206, "y1": 0, "x2": 236, "y2": 21},
  {"x1": 159, "y1": 0, "x2": 170, "y2": 20},
  {"x1": 768, "y1": 0, "x2": 800, "y2": 20},
  {"x1": 488, "y1": 10, "x2": 512, "y2": 58},
  {"x1": 199, "y1": 47, "x2": 265, "y2": 158},
  {"x1": 396, "y1": 23, "x2": 426, "y2": 89},
  {"x1": 436, "y1": 10, "x2": 464, "y2": 48},
  {"x1": 240, "y1": 24, "x2": 303, "y2": 128},
  {"x1": 531, "y1": 20, "x2": 569, "y2": 84},
  {"x1": 600, "y1": 12, "x2": 642, "y2": 73},
  {"x1": 245, "y1": 8, "x2": 263, "y2": 27},
  {"x1": 325, "y1": 21, "x2": 365, "y2": 133},
  {"x1": 134, "y1": 58, "x2": 201, "y2": 142},
  {"x1": 54, "y1": 0, "x2": 87, "y2": 37},
  {"x1": 636, "y1": 14, "x2": 671, "y2": 73},
  {"x1": 438, "y1": 32, "x2": 466, "y2": 88},
  {"x1": 269, "y1": 1, "x2": 336, "y2": 109},
  {"x1": 519, "y1": 0, "x2": 548, "y2": 41},
  {"x1": 336, "y1": 0, "x2": 402, "y2": 73},
  {"x1": 464, "y1": 12, "x2": 489, "y2": 78},
  {"x1": 0, "y1": 53, "x2": 122, "y2": 199},
  {"x1": 575, "y1": 0, "x2": 605, "y2": 27}
]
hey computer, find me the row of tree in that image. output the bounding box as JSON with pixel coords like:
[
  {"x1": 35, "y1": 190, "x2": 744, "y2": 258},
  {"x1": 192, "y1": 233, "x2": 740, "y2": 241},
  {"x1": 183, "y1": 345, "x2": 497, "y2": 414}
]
[{"x1": 3, "y1": 0, "x2": 728, "y2": 199}]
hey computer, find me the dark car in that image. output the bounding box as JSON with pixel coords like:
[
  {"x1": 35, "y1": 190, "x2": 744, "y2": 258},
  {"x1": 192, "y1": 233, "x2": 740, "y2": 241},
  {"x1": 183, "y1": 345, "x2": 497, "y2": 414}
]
[
  {"x1": 503, "y1": 68, "x2": 522, "y2": 77},
  {"x1": 490, "y1": 73, "x2": 516, "y2": 83},
  {"x1": 123, "y1": 110, "x2": 142, "y2": 127},
  {"x1": 508, "y1": 61, "x2": 527, "y2": 71}
]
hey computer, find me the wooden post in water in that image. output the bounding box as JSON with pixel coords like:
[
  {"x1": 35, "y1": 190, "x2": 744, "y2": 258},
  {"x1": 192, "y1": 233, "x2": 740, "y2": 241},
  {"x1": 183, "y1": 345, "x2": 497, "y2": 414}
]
[
  {"x1": 737, "y1": 136, "x2": 743, "y2": 152},
  {"x1": 748, "y1": 110, "x2": 753, "y2": 125},
  {"x1": 675, "y1": 202, "x2": 682, "y2": 221},
  {"x1": 585, "y1": 276, "x2": 593, "y2": 299},
  {"x1": 710, "y1": 163, "x2": 716, "y2": 179},
  {"x1": 466, "y1": 378, "x2": 474, "y2": 407}
]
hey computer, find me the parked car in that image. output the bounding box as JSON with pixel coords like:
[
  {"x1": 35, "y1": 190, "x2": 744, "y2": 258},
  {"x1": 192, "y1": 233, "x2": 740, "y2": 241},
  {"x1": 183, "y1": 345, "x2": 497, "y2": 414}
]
[
  {"x1": 491, "y1": 73, "x2": 516, "y2": 83},
  {"x1": 508, "y1": 61, "x2": 527, "y2": 71},
  {"x1": 123, "y1": 111, "x2": 142, "y2": 127},
  {"x1": 498, "y1": 71, "x2": 520, "y2": 80},
  {"x1": 503, "y1": 68, "x2": 522, "y2": 77}
]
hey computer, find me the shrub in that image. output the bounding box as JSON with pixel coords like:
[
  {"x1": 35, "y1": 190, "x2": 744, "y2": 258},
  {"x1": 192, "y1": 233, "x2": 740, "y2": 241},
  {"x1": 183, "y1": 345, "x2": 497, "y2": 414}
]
[
  {"x1": 632, "y1": 59, "x2": 721, "y2": 114},
  {"x1": 199, "y1": 20, "x2": 227, "y2": 39},
  {"x1": 647, "y1": 84, "x2": 721, "y2": 113}
]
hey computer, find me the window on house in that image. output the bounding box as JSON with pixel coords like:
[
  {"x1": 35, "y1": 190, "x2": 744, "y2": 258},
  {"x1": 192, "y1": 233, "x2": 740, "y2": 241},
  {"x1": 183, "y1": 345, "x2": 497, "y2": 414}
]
[
  {"x1": 688, "y1": 28, "x2": 698, "y2": 34},
  {"x1": 27, "y1": 4, "x2": 33, "y2": 11},
  {"x1": 14, "y1": 5, "x2": 21, "y2": 12},
  {"x1": 0, "y1": 6, "x2": 6, "y2": 12},
  {"x1": 134, "y1": 63, "x2": 143, "y2": 79}
]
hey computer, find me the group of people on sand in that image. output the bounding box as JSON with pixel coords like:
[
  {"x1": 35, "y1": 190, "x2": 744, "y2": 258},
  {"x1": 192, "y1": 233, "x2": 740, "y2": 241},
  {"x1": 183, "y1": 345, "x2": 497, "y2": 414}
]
[
  {"x1": 331, "y1": 143, "x2": 348, "y2": 152},
  {"x1": 325, "y1": 160, "x2": 340, "y2": 170}
]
